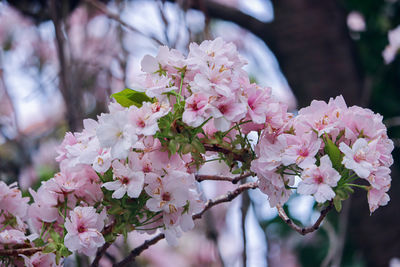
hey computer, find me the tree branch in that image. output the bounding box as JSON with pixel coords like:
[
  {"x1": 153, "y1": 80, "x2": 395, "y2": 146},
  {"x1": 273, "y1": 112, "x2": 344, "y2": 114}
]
[
  {"x1": 193, "y1": 182, "x2": 258, "y2": 220},
  {"x1": 166, "y1": 0, "x2": 270, "y2": 42},
  {"x1": 114, "y1": 182, "x2": 259, "y2": 267},
  {"x1": 276, "y1": 201, "x2": 334, "y2": 235},
  {"x1": 195, "y1": 173, "x2": 252, "y2": 183},
  {"x1": 85, "y1": 0, "x2": 164, "y2": 46},
  {"x1": 90, "y1": 220, "x2": 117, "y2": 267},
  {"x1": 90, "y1": 242, "x2": 112, "y2": 267}
]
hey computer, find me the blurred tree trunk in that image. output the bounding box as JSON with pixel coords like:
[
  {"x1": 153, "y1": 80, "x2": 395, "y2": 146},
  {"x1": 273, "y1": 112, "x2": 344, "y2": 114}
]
[{"x1": 268, "y1": 0, "x2": 364, "y2": 107}]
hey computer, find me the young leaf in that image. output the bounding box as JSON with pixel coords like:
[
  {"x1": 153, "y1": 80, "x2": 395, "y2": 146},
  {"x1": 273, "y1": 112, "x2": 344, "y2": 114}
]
[
  {"x1": 324, "y1": 135, "x2": 343, "y2": 171},
  {"x1": 111, "y1": 88, "x2": 152, "y2": 108},
  {"x1": 333, "y1": 197, "x2": 342, "y2": 212}
]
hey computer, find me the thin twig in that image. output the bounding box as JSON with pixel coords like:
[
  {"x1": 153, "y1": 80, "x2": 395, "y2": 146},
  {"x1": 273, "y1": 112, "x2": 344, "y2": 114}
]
[
  {"x1": 90, "y1": 220, "x2": 117, "y2": 267},
  {"x1": 114, "y1": 182, "x2": 259, "y2": 267},
  {"x1": 193, "y1": 182, "x2": 258, "y2": 220},
  {"x1": 85, "y1": 0, "x2": 164, "y2": 46},
  {"x1": 195, "y1": 173, "x2": 252, "y2": 184},
  {"x1": 113, "y1": 233, "x2": 165, "y2": 267},
  {"x1": 90, "y1": 242, "x2": 112, "y2": 267},
  {"x1": 276, "y1": 201, "x2": 334, "y2": 235}
]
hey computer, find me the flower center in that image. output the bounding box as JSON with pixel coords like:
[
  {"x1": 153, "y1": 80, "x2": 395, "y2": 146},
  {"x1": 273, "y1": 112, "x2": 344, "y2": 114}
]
[
  {"x1": 298, "y1": 148, "x2": 309, "y2": 157},
  {"x1": 314, "y1": 175, "x2": 324, "y2": 184},
  {"x1": 137, "y1": 119, "x2": 146, "y2": 128},
  {"x1": 78, "y1": 224, "x2": 86, "y2": 233},
  {"x1": 121, "y1": 177, "x2": 130, "y2": 184},
  {"x1": 162, "y1": 192, "x2": 171, "y2": 202},
  {"x1": 354, "y1": 150, "x2": 366, "y2": 163}
]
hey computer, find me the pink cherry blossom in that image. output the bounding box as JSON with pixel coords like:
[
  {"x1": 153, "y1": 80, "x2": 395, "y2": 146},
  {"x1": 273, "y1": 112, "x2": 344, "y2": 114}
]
[
  {"x1": 129, "y1": 102, "x2": 161, "y2": 136},
  {"x1": 258, "y1": 173, "x2": 292, "y2": 207},
  {"x1": 64, "y1": 206, "x2": 106, "y2": 256},
  {"x1": 145, "y1": 172, "x2": 190, "y2": 213},
  {"x1": 102, "y1": 160, "x2": 144, "y2": 199},
  {"x1": 20, "y1": 252, "x2": 59, "y2": 267},
  {"x1": 339, "y1": 138, "x2": 376, "y2": 178},
  {"x1": 56, "y1": 132, "x2": 78, "y2": 162},
  {"x1": 0, "y1": 181, "x2": 29, "y2": 219},
  {"x1": 245, "y1": 84, "x2": 272, "y2": 124},
  {"x1": 367, "y1": 186, "x2": 390, "y2": 213},
  {"x1": 96, "y1": 108, "x2": 138, "y2": 159},
  {"x1": 182, "y1": 93, "x2": 210, "y2": 127},
  {"x1": 0, "y1": 229, "x2": 27, "y2": 246},
  {"x1": 382, "y1": 25, "x2": 400, "y2": 64},
  {"x1": 297, "y1": 155, "x2": 341, "y2": 203},
  {"x1": 281, "y1": 132, "x2": 321, "y2": 169}
]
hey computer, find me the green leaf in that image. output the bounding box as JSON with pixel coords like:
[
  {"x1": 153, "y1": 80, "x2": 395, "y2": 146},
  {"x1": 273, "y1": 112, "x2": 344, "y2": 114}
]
[
  {"x1": 43, "y1": 243, "x2": 57, "y2": 254},
  {"x1": 335, "y1": 188, "x2": 348, "y2": 200},
  {"x1": 33, "y1": 238, "x2": 45, "y2": 247},
  {"x1": 60, "y1": 246, "x2": 72, "y2": 257},
  {"x1": 324, "y1": 135, "x2": 343, "y2": 171},
  {"x1": 49, "y1": 230, "x2": 61, "y2": 243},
  {"x1": 333, "y1": 197, "x2": 342, "y2": 212},
  {"x1": 111, "y1": 88, "x2": 152, "y2": 108},
  {"x1": 168, "y1": 140, "x2": 177, "y2": 155},
  {"x1": 182, "y1": 144, "x2": 192, "y2": 154},
  {"x1": 232, "y1": 168, "x2": 242, "y2": 174},
  {"x1": 192, "y1": 139, "x2": 205, "y2": 154},
  {"x1": 343, "y1": 185, "x2": 354, "y2": 194}
]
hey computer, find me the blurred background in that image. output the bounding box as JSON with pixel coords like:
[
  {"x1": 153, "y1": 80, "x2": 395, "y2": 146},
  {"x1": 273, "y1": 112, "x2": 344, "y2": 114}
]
[{"x1": 0, "y1": 0, "x2": 400, "y2": 266}]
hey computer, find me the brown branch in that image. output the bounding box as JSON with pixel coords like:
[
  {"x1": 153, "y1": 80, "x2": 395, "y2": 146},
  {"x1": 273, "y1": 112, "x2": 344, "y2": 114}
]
[
  {"x1": 85, "y1": 0, "x2": 164, "y2": 46},
  {"x1": 276, "y1": 201, "x2": 334, "y2": 235},
  {"x1": 193, "y1": 182, "x2": 258, "y2": 220},
  {"x1": 166, "y1": 0, "x2": 270, "y2": 40},
  {"x1": 195, "y1": 173, "x2": 252, "y2": 184},
  {"x1": 90, "y1": 220, "x2": 117, "y2": 267},
  {"x1": 113, "y1": 233, "x2": 165, "y2": 267},
  {"x1": 114, "y1": 182, "x2": 259, "y2": 267},
  {"x1": 90, "y1": 242, "x2": 112, "y2": 267},
  {"x1": 0, "y1": 246, "x2": 44, "y2": 257}
]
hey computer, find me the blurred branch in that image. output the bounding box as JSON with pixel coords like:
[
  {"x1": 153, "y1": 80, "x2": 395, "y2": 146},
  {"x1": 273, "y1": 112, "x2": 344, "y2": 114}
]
[
  {"x1": 332, "y1": 199, "x2": 351, "y2": 267},
  {"x1": 85, "y1": 0, "x2": 164, "y2": 46},
  {"x1": 276, "y1": 201, "x2": 334, "y2": 235},
  {"x1": 156, "y1": 0, "x2": 171, "y2": 46},
  {"x1": 50, "y1": 0, "x2": 82, "y2": 132},
  {"x1": 166, "y1": 0, "x2": 271, "y2": 41},
  {"x1": 195, "y1": 173, "x2": 252, "y2": 183},
  {"x1": 114, "y1": 182, "x2": 258, "y2": 267},
  {"x1": 384, "y1": 116, "x2": 400, "y2": 128},
  {"x1": 321, "y1": 219, "x2": 338, "y2": 267},
  {"x1": 240, "y1": 187, "x2": 250, "y2": 267},
  {"x1": 203, "y1": 211, "x2": 225, "y2": 267}
]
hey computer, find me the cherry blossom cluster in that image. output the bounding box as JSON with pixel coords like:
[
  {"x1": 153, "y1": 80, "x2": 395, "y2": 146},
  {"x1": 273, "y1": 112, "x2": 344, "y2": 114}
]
[
  {"x1": 251, "y1": 95, "x2": 394, "y2": 213},
  {"x1": 0, "y1": 38, "x2": 395, "y2": 266},
  {"x1": 137, "y1": 37, "x2": 288, "y2": 133}
]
